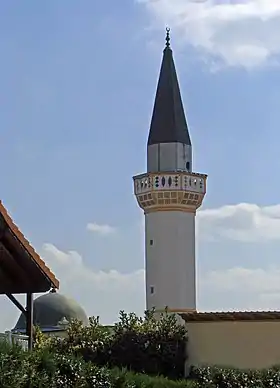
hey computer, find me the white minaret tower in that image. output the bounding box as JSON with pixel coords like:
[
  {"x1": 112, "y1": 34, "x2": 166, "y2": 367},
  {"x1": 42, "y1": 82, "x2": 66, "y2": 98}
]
[{"x1": 133, "y1": 29, "x2": 207, "y2": 313}]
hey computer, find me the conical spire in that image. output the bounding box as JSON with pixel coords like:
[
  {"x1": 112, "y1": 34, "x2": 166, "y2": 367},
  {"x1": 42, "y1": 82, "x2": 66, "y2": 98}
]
[{"x1": 148, "y1": 28, "x2": 191, "y2": 146}]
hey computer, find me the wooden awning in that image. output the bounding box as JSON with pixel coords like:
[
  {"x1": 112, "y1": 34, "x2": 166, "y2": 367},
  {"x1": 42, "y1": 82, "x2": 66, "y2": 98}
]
[{"x1": 0, "y1": 201, "x2": 59, "y2": 294}]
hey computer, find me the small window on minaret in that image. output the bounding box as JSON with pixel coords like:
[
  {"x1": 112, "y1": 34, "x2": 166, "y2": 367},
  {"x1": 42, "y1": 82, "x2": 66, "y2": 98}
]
[
  {"x1": 150, "y1": 239, "x2": 154, "y2": 246},
  {"x1": 150, "y1": 286, "x2": 154, "y2": 294},
  {"x1": 186, "y1": 162, "x2": 190, "y2": 171}
]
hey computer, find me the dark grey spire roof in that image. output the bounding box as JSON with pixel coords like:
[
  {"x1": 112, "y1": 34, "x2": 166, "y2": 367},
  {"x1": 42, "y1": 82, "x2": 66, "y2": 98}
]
[
  {"x1": 148, "y1": 29, "x2": 191, "y2": 146},
  {"x1": 13, "y1": 291, "x2": 88, "y2": 332}
]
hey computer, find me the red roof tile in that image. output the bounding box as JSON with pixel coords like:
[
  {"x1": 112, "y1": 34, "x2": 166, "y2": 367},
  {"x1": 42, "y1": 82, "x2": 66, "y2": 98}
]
[{"x1": 181, "y1": 311, "x2": 280, "y2": 322}]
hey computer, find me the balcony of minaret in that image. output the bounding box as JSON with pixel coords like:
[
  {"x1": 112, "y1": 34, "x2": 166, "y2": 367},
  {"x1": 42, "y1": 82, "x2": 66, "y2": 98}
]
[{"x1": 133, "y1": 172, "x2": 207, "y2": 213}]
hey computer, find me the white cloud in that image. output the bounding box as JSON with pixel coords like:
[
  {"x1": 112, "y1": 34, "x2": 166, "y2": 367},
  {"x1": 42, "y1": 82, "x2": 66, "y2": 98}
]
[
  {"x1": 41, "y1": 243, "x2": 145, "y2": 323},
  {"x1": 86, "y1": 222, "x2": 116, "y2": 235},
  {"x1": 0, "y1": 243, "x2": 145, "y2": 333},
  {"x1": 202, "y1": 266, "x2": 280, "y2": 294},
  {"x1": 196, "y1": 202, "x2": 280, "y2": 310},
  {"x1": 197, "y1": 203, "x2": 280, "y2": 242},
  {"x1": 137, "y1": 0, "x2": 280, "y2": 68},
  {"x1": 200, "y1": 266, "x2": 280, "y2": 311}
]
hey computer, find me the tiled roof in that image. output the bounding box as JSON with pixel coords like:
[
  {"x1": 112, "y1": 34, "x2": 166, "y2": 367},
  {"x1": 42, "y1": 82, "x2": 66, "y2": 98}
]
[
  {"x1": 0, "y1": 201, "x2": 59, "y2": 289},
  {"x1": 180, "y1": 311, "x2": 280, "y2": 322}
]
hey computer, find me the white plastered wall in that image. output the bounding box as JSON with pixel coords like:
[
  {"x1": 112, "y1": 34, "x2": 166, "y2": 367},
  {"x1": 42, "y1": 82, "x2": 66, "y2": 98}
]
[
  {"x1": 147, "y1": 143, "x2": 192, "y2": 172},
  {"x1": 145, "y1": 210, "x2": 196, "y2": 311}
]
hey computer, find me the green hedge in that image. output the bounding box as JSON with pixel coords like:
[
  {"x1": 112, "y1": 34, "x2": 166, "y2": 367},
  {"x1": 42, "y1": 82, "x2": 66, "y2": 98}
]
[
  {"x1": 0, "y1": 340, "x2": 193, "y2": 388},
  {"x1": 35, "y1": 310, "x2": 188, "y2": 379},
  {"x1": 190, "y1": 365, "x2": 280, "y2": 387}
]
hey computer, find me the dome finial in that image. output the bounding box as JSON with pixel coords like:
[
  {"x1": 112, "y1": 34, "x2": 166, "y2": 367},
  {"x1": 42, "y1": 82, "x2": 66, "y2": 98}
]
[{"x1": 165, "y1": 27, "x2": 171, "y2": 48}]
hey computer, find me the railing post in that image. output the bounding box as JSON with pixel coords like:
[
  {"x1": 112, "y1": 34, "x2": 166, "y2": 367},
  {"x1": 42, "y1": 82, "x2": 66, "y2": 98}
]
[{"x1": 7, "y1": 331, "x2": 12, "y2": 345}]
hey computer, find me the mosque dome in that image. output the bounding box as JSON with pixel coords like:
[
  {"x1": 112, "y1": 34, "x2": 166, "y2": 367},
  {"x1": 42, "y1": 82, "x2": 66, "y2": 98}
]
[{"x1": 13, "y1": 291, "x2": 89, "y2": 333}]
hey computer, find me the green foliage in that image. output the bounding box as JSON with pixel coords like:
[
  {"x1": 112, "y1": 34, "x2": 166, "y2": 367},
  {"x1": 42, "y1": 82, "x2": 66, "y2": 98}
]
[
  {"x1": 0, "y1": 340, "x2": 193, "y2": 388},
  {"x1": 108, "y1": 310, "x2": 187, "y2": 378},
  {"x1": 190, "y1": 365, "x2": 280, "y2": 387},
  {"x1": 0, "y1": 341, "x2": 112, "y2": 388},
  {"x1": 33, "y1": 325, "x2": 52, "y2": 350},
  {"x1": 109, "y1": 368, "x2": 193, "y2": 388},
  {"x1": 0, "y1": 340, "x2": 28, "y2": 388},
  {"x1": 38, "y1": 309, "x2": 187, "y2": 379}
]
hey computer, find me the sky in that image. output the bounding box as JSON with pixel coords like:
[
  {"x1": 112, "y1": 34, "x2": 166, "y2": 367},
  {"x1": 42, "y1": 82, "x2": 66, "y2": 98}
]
[{"x1": 1, "y1": 0, "x2": 280, "y2": 331}]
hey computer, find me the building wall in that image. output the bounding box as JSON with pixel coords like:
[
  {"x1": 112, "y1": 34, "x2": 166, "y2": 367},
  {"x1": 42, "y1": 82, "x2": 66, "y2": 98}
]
[
  {"x1": 147, "y1": 143, "x2": 192, "y2": 172},
  {"x1": 145, "y1": 210, "x2": 196, "y2": 312},
  {"x1": 45, "y1": 330, "x2": 68, "y2": 338},
  {"x1": 186, "y1": 320, "x2": 280, "y2": 370}
]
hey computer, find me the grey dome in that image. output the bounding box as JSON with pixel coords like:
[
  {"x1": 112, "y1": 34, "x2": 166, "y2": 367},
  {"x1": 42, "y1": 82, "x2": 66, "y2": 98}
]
[{"x1": 13, "y1": 292, "x2": 88, "y2": 332}]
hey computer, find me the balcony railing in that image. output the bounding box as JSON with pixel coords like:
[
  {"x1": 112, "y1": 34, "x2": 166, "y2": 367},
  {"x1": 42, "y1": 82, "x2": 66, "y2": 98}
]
[
  {"x1": 134, "y1": 172, "x2": 207, "y2": 196},
  {"x1": 0, "y1": 331, "x2": 28, "y2": 350}
]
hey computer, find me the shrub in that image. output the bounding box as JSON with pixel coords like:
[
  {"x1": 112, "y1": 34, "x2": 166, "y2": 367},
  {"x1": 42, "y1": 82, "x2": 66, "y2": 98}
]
[
  {"x1": 0, "y1": 340, "x2": 28, "y2": 387},
  {"x1": 0, "y1": 341, "x2": 113, "y2": 388},
  {"x1": 190, "y1": 365, "x2": 280, "y2": 387},
  {"x1": 39, "y1": 309, "x2": 188, "y2": 379},
  {"x1": 0, "y1": 340, "x2": 192, "y2": 388},
  {"x1": 110, "y1": 368, "x2": 193, "y2": 388},
  {"x1": 107, "y1": 310, "x2": 187, "y2": 378}
]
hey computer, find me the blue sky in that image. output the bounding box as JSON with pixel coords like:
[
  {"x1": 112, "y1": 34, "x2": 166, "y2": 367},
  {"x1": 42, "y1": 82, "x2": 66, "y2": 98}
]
[{"x1": 2, "y1": 0, "x2": 280, "y2": 330}]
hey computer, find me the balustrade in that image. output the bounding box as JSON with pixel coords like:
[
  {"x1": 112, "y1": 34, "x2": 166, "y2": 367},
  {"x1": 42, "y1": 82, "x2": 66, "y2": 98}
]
[
  {"x1": 134, "y1": 172, "x2": 207, "y2": 196},
  {"x1": 0, "y1": 331, "x2": 28, "y2": 350}
]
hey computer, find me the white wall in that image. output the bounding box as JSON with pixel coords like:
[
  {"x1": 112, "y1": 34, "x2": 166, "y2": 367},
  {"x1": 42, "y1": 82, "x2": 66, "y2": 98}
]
[
  {"x1": 186, "y1": 320, "x2": 280, "y2": 370},
  {"x1": 145, "y1": 210, "x2": 196, "y2": 311},
  {"x1": 147, "y1": 143, "x2": 192, "y2": 172}
]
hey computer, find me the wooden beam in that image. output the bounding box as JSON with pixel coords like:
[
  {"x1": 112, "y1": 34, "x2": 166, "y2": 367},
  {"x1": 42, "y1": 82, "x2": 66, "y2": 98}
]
[
  {"x1": 6, "y1": 293, "x2": 27, "y2": 316},
  {"x1": 2, "y1": 233, "x2": 42, "y2": 286},
  {"x1": 0, "y1": 215, "x2": 6, "y2": 239},
  {"x1": 26, "y1": 293, "x2": 33, "y2": 351},
  {"x1": 0, "y1": 243, "x2": 32, "y2": 288}
]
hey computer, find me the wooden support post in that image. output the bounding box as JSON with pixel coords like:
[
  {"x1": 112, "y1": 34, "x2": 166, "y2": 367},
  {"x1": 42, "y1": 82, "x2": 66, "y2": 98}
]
[{"x1": 26, "y1": 293, "x2": 33, "y2": 351}]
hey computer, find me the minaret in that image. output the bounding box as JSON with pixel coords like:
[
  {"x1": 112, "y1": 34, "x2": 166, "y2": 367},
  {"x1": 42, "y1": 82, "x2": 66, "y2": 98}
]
[{"x1": 133, "y1": 29, "x2": 207, "y2": 313}]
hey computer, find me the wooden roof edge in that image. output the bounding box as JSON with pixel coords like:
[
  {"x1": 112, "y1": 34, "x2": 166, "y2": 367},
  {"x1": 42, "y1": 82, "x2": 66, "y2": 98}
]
[
  {"x1": 180, "y1": 311, "x2": 280, "y2": 322},
  {"x1": 0, "y1": 201, "x2": 59, "y2": 289}
]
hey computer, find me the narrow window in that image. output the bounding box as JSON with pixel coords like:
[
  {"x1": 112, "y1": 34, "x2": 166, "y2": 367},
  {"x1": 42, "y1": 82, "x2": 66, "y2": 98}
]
[
  {"x1": 150, "y1": 286, "x2": 155, "y2": 294},
  {"x1": 186, "y1": 161, "x2": 190, "y2": 171},
  {"x1": 149, "y1": 239, "x2": 154, "y2": 246}
]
